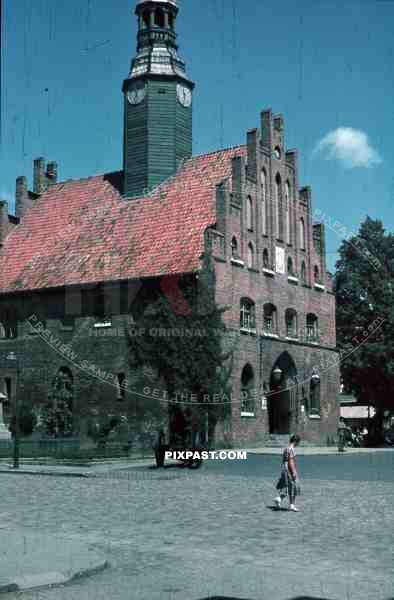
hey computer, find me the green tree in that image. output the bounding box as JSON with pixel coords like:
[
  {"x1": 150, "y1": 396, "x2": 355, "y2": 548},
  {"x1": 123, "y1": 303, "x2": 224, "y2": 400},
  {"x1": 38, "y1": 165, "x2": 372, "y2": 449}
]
[
  {"x1": 335, "y1": 217, "x2": 394, "y2": 417},
  {"x1": 43, "y1": 369, "x2": 74, "y2": 437},
  {"x1": 127, "y1": 268, "x2": 233, "y2": 445}
]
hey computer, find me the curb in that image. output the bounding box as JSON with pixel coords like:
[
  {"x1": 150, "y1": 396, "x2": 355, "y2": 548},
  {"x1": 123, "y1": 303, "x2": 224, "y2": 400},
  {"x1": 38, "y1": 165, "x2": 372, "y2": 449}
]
[
  {"x1": 0, "y1": 559, "x2": 109, "y2": 594},
  {"x1": 0, "y1": 468, "x2": 90, "y2": 478}
]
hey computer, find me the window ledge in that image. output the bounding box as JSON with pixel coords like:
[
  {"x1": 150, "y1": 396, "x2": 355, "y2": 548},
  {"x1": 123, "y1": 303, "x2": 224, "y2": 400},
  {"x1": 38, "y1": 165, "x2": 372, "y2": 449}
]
[
  {"x1": 240, "y1": 327, "x2": 257, "y2": 335},
  {"x1": 241, "y1": 412, "x2": 255, "y2": 418},
  {"x1": 263, "y1": 268, "x2": 275, "y2": 277},
  {"x1": 288, "y1": 276, "x2": 299, "y2": 284},
  {"x1": 248, "y1": 267, "x2": 259, "y2": 273},
  {"x1": 285, "y1": 336, "x2": 299, "y2": 342},
  {"x1": 314, "y1": 283, "x2": 325, "y2": 291},
  {"x1": 263, "y1": 332, "x2": 279, "y2": 338},
  {"x1": 60, "y1": 325, "x2": 74, "y2": 332},
  {"x1": 307, "y1": 339, "x2": 320, "y2": 345},
  {"x1": 308, "y1": 413, "x2": 321, "y2": 419},
  {"x1": 231, "y1": 258, "x2": 245, "y2": 267}
]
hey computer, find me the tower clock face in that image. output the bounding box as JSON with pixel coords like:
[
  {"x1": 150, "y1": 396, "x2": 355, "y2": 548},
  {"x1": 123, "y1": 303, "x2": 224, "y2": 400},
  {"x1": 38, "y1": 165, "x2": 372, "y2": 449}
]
[
  {"x1": 177, "y1": 84, "x2": 192, "y2": 107},
  {"x1": 127, "y1": 82, "x2": 146, "y2": 105}
]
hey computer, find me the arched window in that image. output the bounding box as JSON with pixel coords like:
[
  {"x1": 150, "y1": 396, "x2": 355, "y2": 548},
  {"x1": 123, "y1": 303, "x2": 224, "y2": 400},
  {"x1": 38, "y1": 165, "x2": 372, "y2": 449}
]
[
  {"x1": 306, "y1": 314, "x2": 319, "y2": 342},
  {"x1": 299, "y1": 217, "x2": 306, "y2": 250},
  {"x1": 240, "y1": 298, "x2": 255, "y2": 331},
  {"x1": 115, "y1": 373, "x2": 126, "y2": 400},
  {"x1": 261, "y1": 169, "x2": 267, "y2": 235},
  {"x1": 287, "y1": 256, "x2": 294, "y2": 276},
  {"x1": 285, "y1": 181, "x2": 291, "y2": 244},
  {"x1": 142, "y1": 10, "x2": 150, "y2": 28},
  {"x1": 247, "y1": 243, "x2": 255, "y2": 269},
  {"x1": 263, "y1": 303, "x2": 277, "y2": 335},
  {"x1": 241, "y1": 364, "x2": 255, "y2": 415},
  {"x1": 154, "y1": 8, "x2": 165, "y2": 27},
  {"x1": 246, "y1": 196, "x2": 253, "y2": 231},
  {"x1": 275, "y1": 174, "x2": 282, "y2": 239},
  {"x1": 168, "y1": 12, "x2": 174, "y2": 29},
  {"x1": 309, "y1": 374, "x2": 321, "y2": 414},
  {"x1": 285, "y1": 308, "x2": 297, "y2": 338},
  {"x1": 263, "y1": 248, "x2": 269, "y2": 269},
  {"x1": 301, "y1": 261, "x2": 306, "y2": 283},
  {"x1": 0, "y1": 313, "x2": 17, "y2": 339},
  {"x1": 314, "y1": 265, "x2": 320, "y2": 283},
  {"x1": 231, "y1": 236, "x2": 239, "y2": 259}
]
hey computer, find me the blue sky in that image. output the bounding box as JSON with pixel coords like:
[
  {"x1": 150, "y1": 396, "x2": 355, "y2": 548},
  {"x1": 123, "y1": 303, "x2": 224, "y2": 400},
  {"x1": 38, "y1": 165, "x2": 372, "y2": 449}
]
[{"x1": 1, "y1": 0, "x2": 393, "y2": 270}]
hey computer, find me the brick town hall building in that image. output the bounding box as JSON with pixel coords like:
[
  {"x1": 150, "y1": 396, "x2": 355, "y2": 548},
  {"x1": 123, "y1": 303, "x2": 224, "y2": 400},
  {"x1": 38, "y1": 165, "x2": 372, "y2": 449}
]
[{"x1": 0, "y1": 0, "x2": 339, "y2": 448}]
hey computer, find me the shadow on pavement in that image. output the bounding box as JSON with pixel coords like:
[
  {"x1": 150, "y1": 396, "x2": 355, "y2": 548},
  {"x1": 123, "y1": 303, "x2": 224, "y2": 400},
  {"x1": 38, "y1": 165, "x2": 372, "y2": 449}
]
[{"x1": 197, "y1": 597, "x2": 333, "y2": 600}]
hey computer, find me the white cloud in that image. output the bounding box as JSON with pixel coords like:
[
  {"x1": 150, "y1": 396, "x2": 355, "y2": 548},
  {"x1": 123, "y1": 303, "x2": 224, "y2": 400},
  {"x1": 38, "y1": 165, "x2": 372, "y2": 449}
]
[{"x1": 315, "y1": 127, "x2": 381, "y2": 169}]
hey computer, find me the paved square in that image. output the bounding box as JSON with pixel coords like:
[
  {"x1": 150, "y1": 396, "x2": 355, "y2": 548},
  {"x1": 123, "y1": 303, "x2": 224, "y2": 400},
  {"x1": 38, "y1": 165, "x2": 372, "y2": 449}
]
[{"x1": 1, "y1": 452, "x2": 393, "y2": 600}]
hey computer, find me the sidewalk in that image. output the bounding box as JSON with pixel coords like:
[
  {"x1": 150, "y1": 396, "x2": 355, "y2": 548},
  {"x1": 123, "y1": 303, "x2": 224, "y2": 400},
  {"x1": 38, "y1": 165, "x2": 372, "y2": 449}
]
[
  {"x1": 0, "y1": 527, "x2": 108, "y2": 593},
  {"x1": 0, "y1": 446, "x2": 391, "y2": 478}
]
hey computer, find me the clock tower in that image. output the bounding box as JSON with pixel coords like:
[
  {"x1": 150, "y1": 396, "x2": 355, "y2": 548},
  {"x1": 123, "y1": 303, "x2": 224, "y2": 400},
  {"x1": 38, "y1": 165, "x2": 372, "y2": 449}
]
[{"x1": 123, "y1": 0, "x2": 195, "y2": 198}]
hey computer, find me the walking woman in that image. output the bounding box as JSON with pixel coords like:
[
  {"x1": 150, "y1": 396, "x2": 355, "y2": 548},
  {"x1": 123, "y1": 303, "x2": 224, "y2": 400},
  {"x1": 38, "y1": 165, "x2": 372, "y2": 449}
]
[{"x1": 274, "y1": 434, "x2": 301, "y2": 512}]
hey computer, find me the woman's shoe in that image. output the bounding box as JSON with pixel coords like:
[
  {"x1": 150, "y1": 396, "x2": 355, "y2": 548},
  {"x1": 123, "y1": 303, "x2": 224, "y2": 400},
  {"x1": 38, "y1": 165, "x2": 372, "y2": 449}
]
[
  {"x1": 274, "y1": 496, "x2": 282, "y2": 508},
  {"x1": 289, "y1": 504, "x2": 299, "y2": 512}
]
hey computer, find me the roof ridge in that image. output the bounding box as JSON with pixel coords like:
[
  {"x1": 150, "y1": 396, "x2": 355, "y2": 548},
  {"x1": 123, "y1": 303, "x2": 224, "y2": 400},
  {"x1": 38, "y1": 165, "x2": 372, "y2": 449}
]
[
  {"x1": 190, "y1": 144, "x2": 246, "y2": 160},
  {"x1": 55, "y1": 170, "x2": 123, "y2": 187}
]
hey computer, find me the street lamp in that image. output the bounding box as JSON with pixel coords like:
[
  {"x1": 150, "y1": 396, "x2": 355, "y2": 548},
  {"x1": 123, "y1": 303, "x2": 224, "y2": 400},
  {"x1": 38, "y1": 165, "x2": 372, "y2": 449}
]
[
  {"x1": 311, "y1": 372, "x2": 320, "y2": 384},
  {"x1": 6, "y1": 352, "x2": 19, "y2": 469},
  {"x1": 272, "y1": 366, "x2": 283, "y2": 384}
]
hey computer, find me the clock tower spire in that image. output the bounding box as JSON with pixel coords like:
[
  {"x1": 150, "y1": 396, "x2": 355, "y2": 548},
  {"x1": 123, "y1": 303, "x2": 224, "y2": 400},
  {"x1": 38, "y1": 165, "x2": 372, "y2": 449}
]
[{"x1": 123, "y1": 0, "x2": 194, "y2": 198}]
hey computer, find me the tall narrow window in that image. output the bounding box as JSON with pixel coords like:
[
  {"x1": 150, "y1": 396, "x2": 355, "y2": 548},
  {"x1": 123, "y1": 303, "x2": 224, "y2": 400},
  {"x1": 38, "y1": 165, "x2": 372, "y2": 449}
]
[
  {"x1": 287, "y1": 256, "x2": 294, "y2": 276},
  {"x1": 247, "y1": 196, "x2": 253, "y2": 231},
  {"x1": 263, "y1": 249, "x2": 269, "y2": 269},
  {"x1": 306, "y1": 314, "x2": 319, "y2": 342},
  {"x1": 240, "y1": 298, "x2": 255, "y2": 331},
  {"x1": 115, "y1": 373, "x2": 126, "y2": 400},
  {"x1": 247, "y1": 243, "x2": 255, "y2": 269},
  {"x1": 231, "y1": 236, "x2": 239, "y2": 259},
  {"x1": 285, "y1": 309, "x2": 297, "y2": 338},
  {"x1": 155, "y1": 8, "x2": 165, "y2": 27},
  {"x1": 299, "y1": 217, "x2": 306, "y2": 250},
  {"x1": 301, "y1": 261, "x2": 306, "y2": 283},
  {"x1": 309, "y1": 376, "x2": 321, "y2": 414},
  {"x1": 285, "y1": 181, "x2": 291, "y2": 244},
  {"x1": 261, "y1": 169, "x2": 267, "y2": 235},
  {"x1": 275, "y1": 174, "x2": 282, "y2": 239},
  {"x1": 263, "y1": 303, "x2": 277, "y2": 334},
  {"x1": 241, "y1": 364, "x2": 255, "y2": 415},
  {"x1": 142, "y1": 10, "x2": 150, "y2": 28},
  {"x1": 314, "y1": 265, "x2": 320, "y2": 283}
]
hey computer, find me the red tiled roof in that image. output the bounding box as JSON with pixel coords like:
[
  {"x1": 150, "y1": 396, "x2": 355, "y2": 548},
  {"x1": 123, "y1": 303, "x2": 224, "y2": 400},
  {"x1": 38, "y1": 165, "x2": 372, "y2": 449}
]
[{"x1": 0, "y1": 146, "x2": 246, "y2": 294}]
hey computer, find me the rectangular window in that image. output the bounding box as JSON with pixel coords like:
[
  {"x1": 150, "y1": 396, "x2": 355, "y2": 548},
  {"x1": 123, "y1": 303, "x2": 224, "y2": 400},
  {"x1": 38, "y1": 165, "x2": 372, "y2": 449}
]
[{"x1": 264, "y1": 315, "x2": 273, "y2": 332}]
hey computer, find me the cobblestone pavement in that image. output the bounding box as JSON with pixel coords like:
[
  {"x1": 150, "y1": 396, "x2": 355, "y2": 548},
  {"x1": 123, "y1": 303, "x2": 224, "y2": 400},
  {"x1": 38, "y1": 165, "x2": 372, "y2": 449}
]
[{"x1": 1, "y1": 453, "x2": 393, "y2": 600}]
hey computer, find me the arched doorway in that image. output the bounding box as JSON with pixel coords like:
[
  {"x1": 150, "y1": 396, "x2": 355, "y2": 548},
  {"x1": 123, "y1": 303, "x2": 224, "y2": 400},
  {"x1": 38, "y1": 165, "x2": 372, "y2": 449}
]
[{"x1": 268, "y1": 352, "x2": 297, "y2": 434}]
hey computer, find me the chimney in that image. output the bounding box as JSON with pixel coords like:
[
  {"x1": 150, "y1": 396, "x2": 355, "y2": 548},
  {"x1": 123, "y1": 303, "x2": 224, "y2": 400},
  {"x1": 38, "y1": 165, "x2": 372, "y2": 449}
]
[
  {"x1": 0, "y1": 201, "x2": 9, "y2": 246},
  {"x1": 16, "y1": 176, "x2": 29, "y2": 218},
  {"x1": 46, "y1": 161, "x2": 58, "y2": 186},
  {"x1": 261, "y1": 109, "x2": 273, "y2": 149},
  {"x1": 231, "y1": 155, "x2": 246, "y2": 206},
  {"x1": 246, "y1": 128, "x2": 259, "y2": 181},
  {"x1": 33, "y1": 157, "x2": 47, "y2": 194}
]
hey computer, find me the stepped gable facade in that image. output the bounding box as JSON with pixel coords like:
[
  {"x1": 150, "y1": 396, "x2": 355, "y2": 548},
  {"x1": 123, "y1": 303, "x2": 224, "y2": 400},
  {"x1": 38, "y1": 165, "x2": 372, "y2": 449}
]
[{"x1": 0, "y1": 0, "x2": 339, "y2": 446}]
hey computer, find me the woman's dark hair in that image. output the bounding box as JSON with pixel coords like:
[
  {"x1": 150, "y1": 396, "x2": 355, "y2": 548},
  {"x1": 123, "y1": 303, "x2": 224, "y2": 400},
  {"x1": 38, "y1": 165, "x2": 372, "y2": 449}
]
[{"x1": 290, "y1": 434, "x2": 301, "y2": 445}]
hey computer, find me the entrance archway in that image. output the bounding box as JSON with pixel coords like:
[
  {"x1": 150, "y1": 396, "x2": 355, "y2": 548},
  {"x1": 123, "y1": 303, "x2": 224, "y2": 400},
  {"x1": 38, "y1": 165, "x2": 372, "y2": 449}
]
[{"x1": 268, "y1": 352, "x2": 297, "y2": 434}]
